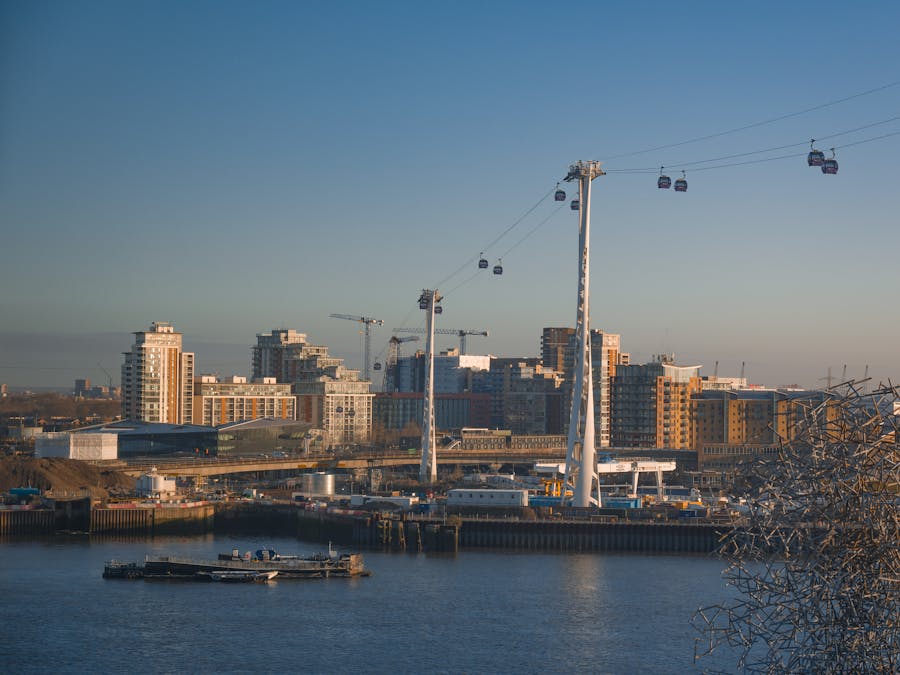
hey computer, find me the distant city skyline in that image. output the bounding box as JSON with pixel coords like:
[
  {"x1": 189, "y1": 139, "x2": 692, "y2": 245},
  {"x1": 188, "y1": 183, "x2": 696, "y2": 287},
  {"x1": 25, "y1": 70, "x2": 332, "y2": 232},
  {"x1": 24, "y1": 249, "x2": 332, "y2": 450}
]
[
  {"x1": 0, "y1": 322, "x2": 883, "y2": 393},
  {"x1": 2, "y1": 2, "x2": 898, "y2": 391}
]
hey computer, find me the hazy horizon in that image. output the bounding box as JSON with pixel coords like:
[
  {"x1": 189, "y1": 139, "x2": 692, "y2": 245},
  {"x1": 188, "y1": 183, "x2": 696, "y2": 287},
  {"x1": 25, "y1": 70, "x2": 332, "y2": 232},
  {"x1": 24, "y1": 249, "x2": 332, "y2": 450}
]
[{"x1": 2, "y1": 2, "x2": 898, "y2": 391}]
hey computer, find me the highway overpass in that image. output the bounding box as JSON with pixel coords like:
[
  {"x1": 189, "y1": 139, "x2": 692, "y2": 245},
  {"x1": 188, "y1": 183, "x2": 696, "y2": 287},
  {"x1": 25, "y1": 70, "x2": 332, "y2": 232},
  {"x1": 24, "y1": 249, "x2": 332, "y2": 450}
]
[{"x1": 114, "y1": 447, "x2": 570, "y2": 478}]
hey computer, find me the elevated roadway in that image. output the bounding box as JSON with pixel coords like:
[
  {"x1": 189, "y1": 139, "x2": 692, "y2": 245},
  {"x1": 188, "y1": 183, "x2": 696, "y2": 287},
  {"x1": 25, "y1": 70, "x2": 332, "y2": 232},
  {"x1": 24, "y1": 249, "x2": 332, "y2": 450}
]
[{"x1": 114, "y1": 447, "x2": 568, "y2": 478}]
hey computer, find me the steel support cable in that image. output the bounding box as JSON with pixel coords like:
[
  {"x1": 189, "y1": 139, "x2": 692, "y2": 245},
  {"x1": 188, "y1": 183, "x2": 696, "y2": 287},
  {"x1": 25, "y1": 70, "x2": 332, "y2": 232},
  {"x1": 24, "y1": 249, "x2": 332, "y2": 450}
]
[
  {"x1": 604, "y1": 129, "x2": 900, "y2": 174},
  {"x1": 441, "y1": 203, "x2": 567, "y2": 299},
  {"x1": 606, "y1": 114, "x2": 900, "y2": 173},
  {"x1": 421, "y1": 85, "x2": 900, "y2": 338},
  {"x1": 602, "y1": 78, "x2": 900, "y2": 161},
  {"x1": 433, "y1": 187, "x2": 555, "y2": 289},
  {"x1": 498, "y1": 203, "x2": 567, "y2": 259},
  {"x1": 832, "y1": 128, "x2": 900, "y2": 150}
]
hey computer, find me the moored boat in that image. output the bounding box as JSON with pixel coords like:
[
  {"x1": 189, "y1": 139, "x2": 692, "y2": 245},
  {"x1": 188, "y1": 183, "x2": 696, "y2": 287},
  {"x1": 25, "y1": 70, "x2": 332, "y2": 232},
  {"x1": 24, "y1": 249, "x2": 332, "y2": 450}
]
[{"x1": 103, "y1": 545, "x2": 370, "y2": 580}]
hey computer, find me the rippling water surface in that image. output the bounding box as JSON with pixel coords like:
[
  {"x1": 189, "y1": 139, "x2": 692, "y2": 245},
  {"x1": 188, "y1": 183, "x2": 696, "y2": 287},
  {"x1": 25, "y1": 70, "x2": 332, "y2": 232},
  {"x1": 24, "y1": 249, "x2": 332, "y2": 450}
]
[{"x1": 0, "y1": 535, "x2": 740, "y2": 673}]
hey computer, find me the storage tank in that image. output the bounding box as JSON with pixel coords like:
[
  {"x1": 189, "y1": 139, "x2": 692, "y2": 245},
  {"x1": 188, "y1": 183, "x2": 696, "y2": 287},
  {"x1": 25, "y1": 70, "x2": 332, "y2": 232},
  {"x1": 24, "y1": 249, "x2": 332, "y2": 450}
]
[
  {"x1": 300, "y1": 472, "x2": 335, "y2": 497},
  {"x1": 149, "y1": 472, "x2": 168, "y2": 493}
]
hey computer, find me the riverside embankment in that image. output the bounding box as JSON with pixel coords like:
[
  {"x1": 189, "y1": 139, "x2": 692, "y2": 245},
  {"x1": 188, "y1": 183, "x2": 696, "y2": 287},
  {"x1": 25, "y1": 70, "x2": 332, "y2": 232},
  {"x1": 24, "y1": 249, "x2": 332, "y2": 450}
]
[{"x1": 1, "y1": 501, "x2": 729, "y2": 554}]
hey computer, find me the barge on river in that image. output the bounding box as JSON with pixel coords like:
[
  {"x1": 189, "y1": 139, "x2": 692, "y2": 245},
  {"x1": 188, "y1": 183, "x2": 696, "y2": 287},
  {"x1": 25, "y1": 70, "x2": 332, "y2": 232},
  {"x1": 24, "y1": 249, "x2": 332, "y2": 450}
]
[{"x1": 104, "y1": 547, "x2": 369, "y2": 580}]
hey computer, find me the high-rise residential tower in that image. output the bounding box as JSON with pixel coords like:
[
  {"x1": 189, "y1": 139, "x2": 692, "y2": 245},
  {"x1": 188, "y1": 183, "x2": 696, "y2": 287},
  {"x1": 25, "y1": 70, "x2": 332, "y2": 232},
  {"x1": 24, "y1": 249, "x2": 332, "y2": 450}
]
[
  {"x1": 541, "y1": 327, "x2": 575, "y2": 373},
  {"x1": 251, "y1": 329, "x2": 308, "y2": 382},
  {"x1": 121, "y1": 322, "x2": 194, "y2": 424}
]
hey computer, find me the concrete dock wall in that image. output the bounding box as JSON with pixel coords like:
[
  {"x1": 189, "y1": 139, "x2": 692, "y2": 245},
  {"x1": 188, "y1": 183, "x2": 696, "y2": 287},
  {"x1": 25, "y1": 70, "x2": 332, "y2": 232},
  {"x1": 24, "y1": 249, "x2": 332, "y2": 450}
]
[{"x1": 152, "y1": 504, "x2": 215, "y2": 535}]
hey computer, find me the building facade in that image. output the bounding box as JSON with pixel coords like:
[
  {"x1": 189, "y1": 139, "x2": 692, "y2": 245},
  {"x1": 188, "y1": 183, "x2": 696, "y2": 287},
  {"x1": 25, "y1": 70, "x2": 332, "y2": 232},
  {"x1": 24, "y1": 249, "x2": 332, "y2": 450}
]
[
  {"x1": 251, "y1": 327, "x2": 376, "y2": 446},
  {"x1": 121, "y1": 322, "x2": 194, "y2": 424},
  {"x1": 395, "y1": 350, "x2": 491, "y2": 394},
  {"x1": 192, "y1": 375, "x2": 296, "y2": 426},
  {"x1": 251, "y1": 329, "x2": 308, "y2": 382},
  {"x1": 562, "y1": 329, "x2": 625, "y2": 447},
  {"x1": 294, "y1": 377, "x2": 373, "y2": 447},
  {"x1": 500, "y1": 362, "x2": 564, "y2": 435},
  {"x1": 541, "y1": 327, "x2": 575, "y2": 373},
  {"x1": 373, "y1": 392, "x2": 491, "y2": 437},
  {"x1": 610, "y1": 357, "x2": 701, "y2": 449}
]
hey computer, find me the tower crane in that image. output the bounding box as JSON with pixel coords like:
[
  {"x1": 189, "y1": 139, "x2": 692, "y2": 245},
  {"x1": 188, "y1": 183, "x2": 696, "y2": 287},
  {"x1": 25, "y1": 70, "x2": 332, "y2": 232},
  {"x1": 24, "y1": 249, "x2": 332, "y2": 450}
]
[
  {"x1": 382, "y1": 335, "x2": 420, "y2": 393},
  {"x1": 393, "y1": 327, "x2": 489, "y2": 355},
  {"x1": 97, "y1": 362, "x2": 114, "y2": 390},
  {"x1": 329, "y1": 314, "x2": 384, "y2": 381}
]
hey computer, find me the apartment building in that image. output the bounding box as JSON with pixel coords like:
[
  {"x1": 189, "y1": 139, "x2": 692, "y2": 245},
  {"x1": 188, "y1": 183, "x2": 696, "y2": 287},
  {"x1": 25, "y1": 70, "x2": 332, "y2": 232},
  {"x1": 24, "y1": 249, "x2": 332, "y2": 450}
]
[
  {"x1": 541, "y1": 327, "x2": 575, "y2": 373},
  {"x1": 610, "y1": 356, "x2": 701, "y2": 449},
  {"x1": 192, "y1": 375, "x2": 296, "y2": 426},
  {"x1": 372, "y1": 392, "x2": 491, "y2": 439},
  {"x1": 692, "y1": 389, "x2": 831, "y2": 487},
  {"x1": 121, "y1": 322, "x2": 194, "y2": 424},
  {"x1": 250, "y1": 327, "x2": 376, "y2": 446},
  {"x1": 500, "y1": 362, "x2": 565, "y2": 435},
  {"x1": 251, "y1": 329, "x2": 308, "y2": 382}
]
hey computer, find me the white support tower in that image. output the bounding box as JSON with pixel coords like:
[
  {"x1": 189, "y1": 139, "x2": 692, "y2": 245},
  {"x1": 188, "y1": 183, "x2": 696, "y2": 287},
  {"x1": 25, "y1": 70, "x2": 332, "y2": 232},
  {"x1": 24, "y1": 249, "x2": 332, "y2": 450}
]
[
  {"x1": 417, "y1": 289, "x2": 442, "y2": 484},
  {"x1": 562, "y1": 160, "x2": 605, "y2": 508}
]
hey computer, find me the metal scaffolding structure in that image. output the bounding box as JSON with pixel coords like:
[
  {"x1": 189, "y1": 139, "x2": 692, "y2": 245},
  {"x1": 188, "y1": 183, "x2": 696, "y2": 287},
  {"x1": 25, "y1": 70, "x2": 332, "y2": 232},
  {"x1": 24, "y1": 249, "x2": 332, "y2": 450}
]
[{"x1": 694, "y1": 380, "x2": 900, "y2": 672}]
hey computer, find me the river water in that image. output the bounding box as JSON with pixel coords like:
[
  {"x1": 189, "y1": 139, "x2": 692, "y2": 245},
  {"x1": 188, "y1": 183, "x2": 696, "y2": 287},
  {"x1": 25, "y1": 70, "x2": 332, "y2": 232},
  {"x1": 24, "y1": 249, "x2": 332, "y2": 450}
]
[{"x1": 0, "y1": 535, "x2": 741, "y2": 674}]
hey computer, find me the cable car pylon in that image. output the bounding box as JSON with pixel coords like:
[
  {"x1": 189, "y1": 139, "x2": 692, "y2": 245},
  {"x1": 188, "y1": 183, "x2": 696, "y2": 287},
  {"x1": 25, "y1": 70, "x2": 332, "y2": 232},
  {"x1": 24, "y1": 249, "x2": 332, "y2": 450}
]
[
  {"x1": 562, "y1": 160, "x2": 604, "y2": 508},
  {"x1": 417, "y1": 289, "x2": 442, "y2": 485}
]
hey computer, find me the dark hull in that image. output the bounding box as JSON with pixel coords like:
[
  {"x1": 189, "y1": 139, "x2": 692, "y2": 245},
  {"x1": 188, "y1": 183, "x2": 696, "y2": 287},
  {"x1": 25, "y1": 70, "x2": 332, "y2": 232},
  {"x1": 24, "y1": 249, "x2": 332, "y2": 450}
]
[{"x1": 105, "y1": 553, "x2": 369, "y2": 580}]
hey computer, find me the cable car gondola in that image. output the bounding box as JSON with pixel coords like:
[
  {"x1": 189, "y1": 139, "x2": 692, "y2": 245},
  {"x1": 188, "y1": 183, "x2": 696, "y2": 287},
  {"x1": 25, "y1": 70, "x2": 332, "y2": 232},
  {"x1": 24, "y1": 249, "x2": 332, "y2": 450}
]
[
  {"x1": 335, "y1": 406, "x2": 344, "y2": 414},
  {"x1": 674, "y1": 171, "x2": 687, "y2": 192},
  {"x1": 657, "y1": 167, "x2": 671, "y2": 189},
  {"x1": 570, "y1": 198, "x2": 580, "y2": 211},
  {"x1": 554, "y1": 183, "x2": 566, "y2": 202},
  {"x1": 373, "y1": 362, "x2": 382, "y2": 371},
  {"x1": 478, "y1": 252, "x2": 488, "y2": 269},
  {"x1": 821, "y1": 148, "x2": 838, "y2": 175},
  {"x1": 807, "y1": 139, "x2": 825, "y2": 167},
  {"x1": 434, "y1": 305, "x2": 443, "y2": 314},
  {"x1": 493, "y1": 259, "x2": 503, "y2": 275}
]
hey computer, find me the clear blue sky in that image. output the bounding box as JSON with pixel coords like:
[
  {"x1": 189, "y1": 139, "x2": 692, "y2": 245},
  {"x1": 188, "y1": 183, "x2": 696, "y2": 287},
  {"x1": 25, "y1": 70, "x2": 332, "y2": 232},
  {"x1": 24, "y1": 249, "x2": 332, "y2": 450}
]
[{"x1": 2, "y1": 1, "x2": 899, "y2": 390}]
